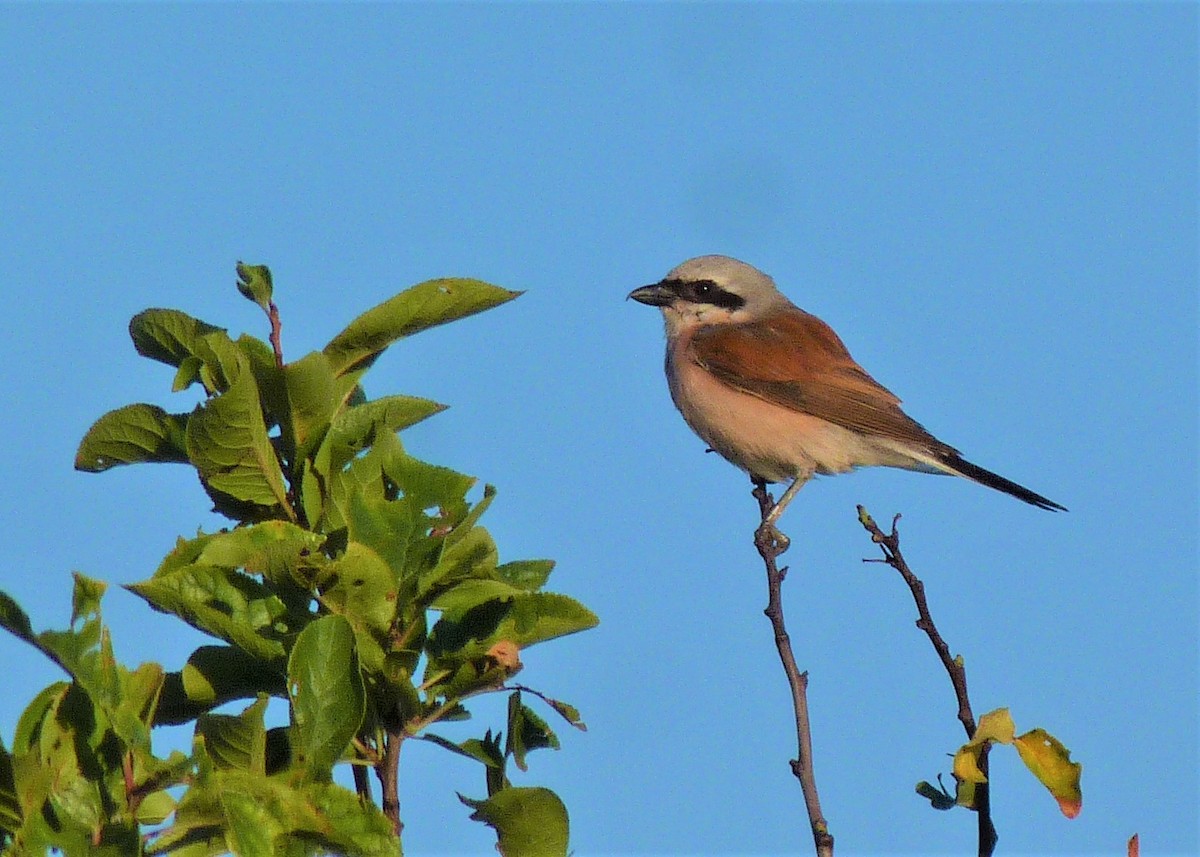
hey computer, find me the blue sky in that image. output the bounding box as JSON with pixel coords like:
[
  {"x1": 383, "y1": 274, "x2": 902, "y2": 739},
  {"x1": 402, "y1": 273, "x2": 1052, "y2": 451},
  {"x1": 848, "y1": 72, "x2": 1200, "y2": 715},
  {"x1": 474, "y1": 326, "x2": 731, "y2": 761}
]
[{"x1": 1, "y1": 4, "x2": 1196, "y2": 856}]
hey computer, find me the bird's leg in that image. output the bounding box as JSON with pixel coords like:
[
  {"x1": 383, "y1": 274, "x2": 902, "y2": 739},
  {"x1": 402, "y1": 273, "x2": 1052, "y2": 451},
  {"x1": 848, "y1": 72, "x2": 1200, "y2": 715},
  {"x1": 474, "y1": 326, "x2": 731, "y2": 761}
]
[
  {"x1": 763, "y1": 475, "x2": 809, "y2": 528},
  {"x1": 754, "y1": 474, "x2": 810, "y2": 554}
]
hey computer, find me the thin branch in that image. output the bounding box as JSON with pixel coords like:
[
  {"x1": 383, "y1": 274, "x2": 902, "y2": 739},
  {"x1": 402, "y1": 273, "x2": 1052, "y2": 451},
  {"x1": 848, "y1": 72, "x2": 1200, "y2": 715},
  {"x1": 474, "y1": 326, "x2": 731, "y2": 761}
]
[
  {"x1": 352, "y1": 760, "x2": 371, "y2": 802},
  {"x1": 122, "y1": 751, "x2": 141, "y2": 818},
  {"x1": 856, "y1": 506, "x2": 997, "y2": 857},
  {"x1": 377, "y1": 726, "x2": 404, "y2": 838},
  {"x1": 268, "y1": 301, "x2": 284, "y2": 368},
  {"x1": 752, "y1": 479, "x2": 834, "y2": 857}
]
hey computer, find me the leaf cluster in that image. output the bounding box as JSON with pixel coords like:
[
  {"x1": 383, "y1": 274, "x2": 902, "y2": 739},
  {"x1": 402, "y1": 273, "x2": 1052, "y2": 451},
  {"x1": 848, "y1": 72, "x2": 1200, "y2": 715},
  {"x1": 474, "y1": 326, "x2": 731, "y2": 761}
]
[
  {"x1": 1, "y1": 264, "x2": 596, "y2": 856},
  {"x1": 917, "y1": 707, "x2": 1083, "y2": 819}
]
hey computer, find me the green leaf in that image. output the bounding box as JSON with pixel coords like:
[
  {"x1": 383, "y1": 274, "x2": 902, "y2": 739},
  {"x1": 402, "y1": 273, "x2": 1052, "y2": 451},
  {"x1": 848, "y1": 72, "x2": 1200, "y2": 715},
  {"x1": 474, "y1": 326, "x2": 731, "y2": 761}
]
[
  {"x1": 135, "y1": 789, "x2": 178, "y2": 826},
  {"x1": 916, "y1": 778, "x2": 957, "y2": 811},
  {"x1": 172, "y1": 355, "x2": 205, "y2": 392},
  {"x1": 74, "y1": 404, "x2": 190, "y2": 472},
  {"x1": 346, "y1": 489, "x2": 417, "y2": 576},
  {"x1": 163, "y1": 769, "x2": 397, "y2": 857},
  {"x1": 154, "y1": 532, "x2": 218, "y2": 577},
  {"x1": 382, "y1": 444, "x2": 476, "y2": 517},
  {"x1": 431, "y1": 592, "x2": 597, "y2": 658},
  {"x1": 47, "y1": 772, "x2": 105, "y2": 841},
  {"x1": 235, "y1": 262, "x2": 274, "y2": 313},
  {"x1": 128, "y1": 566, "x2": 295, "y2": 661},
  {"x1": 70, "y1": 573, "x2": 106, "y2": 627},
  {"x1": 13, "y1": 684, "x2": 67, "y2": 755},
  {"x1": 110, "y1": 660, "x2": 165, "y2": 749},
  {"x1": 324, "y1": 278, "x2": 522, "y2": 377},
  {"x1": 283, "y1": 350, "x2": 338, "y2": 464},
  {"x1": 315, "y1": 395, "x2": 447, "y2": 478},
  {"x1": 288, "y1": 615, "x2": 365, "y2": 779},
  {"x1": 1014, "y1": 728, "x2": 1083, "y2": 819},
  {"x1": 237, "y1": 333, "x2": 287, "y2": 428},
  {"x1": 506, "y1": 692, "x2": 559, "y2": 773},
  {"x1": 0, "y1": 740, "x2": 21, "y2": 835},
  {"x1": 157, "y1": 645, "x2": 287, "y2": 725},
  {"x1": 495, "y1": 560, "x2": 556, "y2": 592},
  {"x1": 431, "y1": 579, "x2": 524, "y2": 614},
  {"x1": 129, "y1": 308, "x2": 224, "y2": 369},
  {"x1": 196, "y1": 697, "x2": 268, "y2": 774},
  {"x1": 195, "y1": 521, "x2": 324, "y2": 585},
  {"x1": 541, "y1": 697, "x2": 587, "y2": 732},
  {"x1": 27, "y1": 684, "x2": 109, "y2": 840},
  {"x1": 490, "y1": 592, "x2": 598, "y2": 649},
  {"x1": 442, "y1": 484, "x2": 496, "y2": 550},
  {"x1": 419, "y1": 733, "x2": 505, "y2": 769},
  {"x1": 192, "y1": 330, "x2": 244, "y2": 395},
  {"x1": 460, "y1": 786, "x2": 569, "y2": 857},
  {"x1": 0, "y1": 580, "x2": 112, "y2": 696},
  {"x1": 222, "y1": 788, "x2": 282, "y2": 854},
  {"x1": 302, "y1": 780, "x2": 399, "y2": 856},
  {"x1": 0, "y1": 590, "x2": 36, "y2": 647},
  {"x1": 185, "y1": 353, "x2": 293, "y2": 516},
  {"x1": 301, "y1": 465, "x2": 324, "y2": 530},
  {"x1": 320, "y1": 542, "x2": 399, "y2": 674},
  {"x1": 417, "y1": 527, "x2": 498, "y2": 600}
]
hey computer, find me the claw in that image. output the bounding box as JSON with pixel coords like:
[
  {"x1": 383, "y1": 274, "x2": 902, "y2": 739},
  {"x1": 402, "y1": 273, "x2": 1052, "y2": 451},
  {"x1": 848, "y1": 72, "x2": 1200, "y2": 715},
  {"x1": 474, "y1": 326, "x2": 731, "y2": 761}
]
[{"x1": 755, "y1": 520, "x2": 791, "y2": 554}]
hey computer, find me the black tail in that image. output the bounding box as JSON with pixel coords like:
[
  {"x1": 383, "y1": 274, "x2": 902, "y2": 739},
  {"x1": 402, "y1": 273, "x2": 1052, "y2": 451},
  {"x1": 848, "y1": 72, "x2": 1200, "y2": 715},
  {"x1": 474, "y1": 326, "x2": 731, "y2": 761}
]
[{"x1": 939, "y1": 454, "x2": 1067, "y2": 512}]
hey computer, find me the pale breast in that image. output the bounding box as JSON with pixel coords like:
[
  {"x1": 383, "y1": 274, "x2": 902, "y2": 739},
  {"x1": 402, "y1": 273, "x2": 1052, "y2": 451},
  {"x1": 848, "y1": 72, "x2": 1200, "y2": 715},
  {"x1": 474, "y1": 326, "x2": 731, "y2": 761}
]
[{"x1": 666, "y1": 341, "x2": 934, "y2": 482}]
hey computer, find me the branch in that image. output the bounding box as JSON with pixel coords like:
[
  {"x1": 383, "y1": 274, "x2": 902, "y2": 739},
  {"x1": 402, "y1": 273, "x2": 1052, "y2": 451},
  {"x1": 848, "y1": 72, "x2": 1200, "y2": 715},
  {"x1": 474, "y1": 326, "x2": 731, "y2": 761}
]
[
  {"x1": 856, "y1": 506, "x2": 997, "y2": 857},
  {"x1": 377, "y1": 726, "x2": 404, "y2": 838},
  {"x1": 352, "y1": 760, "x2": 371, "y2": 802},
  {"x1": 268, "y1": 301, "x2": 284, "y2": 368},
  {"x1": 752, "y1": 479, "x2": 834, "y2": 857}
]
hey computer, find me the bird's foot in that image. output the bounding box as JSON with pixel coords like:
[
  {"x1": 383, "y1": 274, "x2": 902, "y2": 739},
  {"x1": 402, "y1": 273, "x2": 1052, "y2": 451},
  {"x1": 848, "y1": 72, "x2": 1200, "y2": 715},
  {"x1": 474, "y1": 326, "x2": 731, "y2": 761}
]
[{"x1": 755, "y1": 519, "x2": 790, "y2": 555}]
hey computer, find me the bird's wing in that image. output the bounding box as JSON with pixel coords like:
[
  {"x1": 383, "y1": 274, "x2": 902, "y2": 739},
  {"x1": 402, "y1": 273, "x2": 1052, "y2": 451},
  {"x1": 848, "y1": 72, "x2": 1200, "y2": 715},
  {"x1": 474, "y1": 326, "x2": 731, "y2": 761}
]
[{"x1": 691, "y1": 308, "x2": 956, "y2": 453}]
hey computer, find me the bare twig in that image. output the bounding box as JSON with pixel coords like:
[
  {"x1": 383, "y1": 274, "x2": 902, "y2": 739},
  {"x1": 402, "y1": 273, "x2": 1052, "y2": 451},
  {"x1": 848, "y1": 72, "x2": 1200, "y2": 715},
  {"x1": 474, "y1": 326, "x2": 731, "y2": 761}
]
[
  {"x1": 856, "y1": 506, "x2": 997, "y2": 857},
  {"x1": 752, "y1": 479, "x2": 834, "y2": 857},
  {"x1": 268, "y1": 301, "x2": 284, "y2": 368}
]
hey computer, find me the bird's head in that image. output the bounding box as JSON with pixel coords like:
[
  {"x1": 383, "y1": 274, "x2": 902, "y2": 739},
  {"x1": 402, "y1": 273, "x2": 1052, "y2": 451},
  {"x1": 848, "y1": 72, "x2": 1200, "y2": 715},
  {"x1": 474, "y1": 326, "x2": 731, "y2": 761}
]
[{"x1": 628, "y1": 255, "x2": 788, "y2": 334}]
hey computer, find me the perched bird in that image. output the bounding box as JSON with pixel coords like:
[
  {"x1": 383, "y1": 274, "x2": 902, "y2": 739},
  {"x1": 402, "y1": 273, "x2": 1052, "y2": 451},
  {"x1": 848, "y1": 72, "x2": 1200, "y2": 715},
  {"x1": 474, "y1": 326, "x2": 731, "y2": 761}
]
[{"x1": 629, "y1": 255, "x2": 1065, "y2": 520}]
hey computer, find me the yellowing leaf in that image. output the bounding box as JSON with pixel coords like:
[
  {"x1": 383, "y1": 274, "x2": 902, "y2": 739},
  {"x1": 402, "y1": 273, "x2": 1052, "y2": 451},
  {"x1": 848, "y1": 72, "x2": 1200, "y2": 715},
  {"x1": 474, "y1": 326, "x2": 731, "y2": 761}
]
[
  {"x1": 1014, "y1": 728, "x2": 1083, "y2": 819},
  {"x1": 950, "y1": 707, "x2": 1014, "y2": 787},
  {"x1": 952, "y1": 744, "x2": 988, "y2": 784},
  {"x1": 974, "y1": 708, "x2": 1015, "y2": 745}
]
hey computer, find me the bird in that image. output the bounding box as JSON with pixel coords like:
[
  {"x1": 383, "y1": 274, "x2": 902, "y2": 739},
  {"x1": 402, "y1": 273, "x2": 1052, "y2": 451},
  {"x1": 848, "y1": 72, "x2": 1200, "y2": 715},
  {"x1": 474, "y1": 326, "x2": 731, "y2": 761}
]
[{"x1": 628, "y1": 254, "x2": 1065, "y2": 523}]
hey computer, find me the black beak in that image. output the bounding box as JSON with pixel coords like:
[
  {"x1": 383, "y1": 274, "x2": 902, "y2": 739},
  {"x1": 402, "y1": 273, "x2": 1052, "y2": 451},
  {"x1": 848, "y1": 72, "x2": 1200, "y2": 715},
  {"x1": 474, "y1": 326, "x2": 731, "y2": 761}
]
[{"x1": 627, "y1": 282, "x2": 674, "y2": 307}]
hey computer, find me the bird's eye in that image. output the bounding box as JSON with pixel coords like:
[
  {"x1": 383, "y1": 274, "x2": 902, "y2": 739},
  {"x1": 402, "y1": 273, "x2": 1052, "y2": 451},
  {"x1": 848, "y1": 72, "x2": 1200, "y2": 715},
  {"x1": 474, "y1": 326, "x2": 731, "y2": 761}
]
[{"x1": 694, "y1": 283, "x2": 712, "y2": 297}]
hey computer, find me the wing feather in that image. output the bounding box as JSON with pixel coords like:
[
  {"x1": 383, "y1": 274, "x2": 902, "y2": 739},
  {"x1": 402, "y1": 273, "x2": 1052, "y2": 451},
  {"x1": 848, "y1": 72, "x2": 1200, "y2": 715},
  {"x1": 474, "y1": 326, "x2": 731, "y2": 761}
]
[{"x1": 690, "y1": 309, "x2": 957, "y2": 454}]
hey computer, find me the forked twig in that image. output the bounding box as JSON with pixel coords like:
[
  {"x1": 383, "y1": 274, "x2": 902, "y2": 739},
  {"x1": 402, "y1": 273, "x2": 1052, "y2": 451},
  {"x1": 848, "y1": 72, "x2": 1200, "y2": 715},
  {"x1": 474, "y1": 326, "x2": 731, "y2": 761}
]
[{"x1": 857, "y1": 506, "x2": 997, "y2": 857}]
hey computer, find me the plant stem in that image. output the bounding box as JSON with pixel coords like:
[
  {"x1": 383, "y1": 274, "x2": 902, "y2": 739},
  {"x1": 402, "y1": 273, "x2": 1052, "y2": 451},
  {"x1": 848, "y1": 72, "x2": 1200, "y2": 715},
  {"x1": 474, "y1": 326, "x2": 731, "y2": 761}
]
[
  {"x1": 268, "y1": 301, "x2": 284, "y2": 368},
  {"x1": 378, "y1": 727, "x2": 404, "y2": 838},
  {"x1": 856, "y1": 506, "x2": 997, "y2": 857},
  {"x1": 353, "y1": 761, "x2": 371, "y2": 802},
  {"x1": 752, "y1": 480, "x2": 834, "y2": 857}
]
